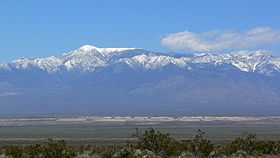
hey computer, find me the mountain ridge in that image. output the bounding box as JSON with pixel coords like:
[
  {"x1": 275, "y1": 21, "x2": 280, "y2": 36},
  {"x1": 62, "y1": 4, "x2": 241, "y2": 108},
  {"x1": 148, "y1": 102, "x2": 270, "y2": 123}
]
[
  {"x1": 1, "y1": 45, "x2": 280, "y2": 76},
  {"x1": 0, "y1": 45, "x2": 280, "y2": 116}
]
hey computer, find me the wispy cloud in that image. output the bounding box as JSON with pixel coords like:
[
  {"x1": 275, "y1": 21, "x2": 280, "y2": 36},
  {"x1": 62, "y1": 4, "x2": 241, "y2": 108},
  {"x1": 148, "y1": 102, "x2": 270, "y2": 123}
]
[
  {"x1": 161, "y1": 27, "x2": 280, "y2": 52},
  {"x1": 0, "y1": 92, "x2": 19, "y2": 97}
]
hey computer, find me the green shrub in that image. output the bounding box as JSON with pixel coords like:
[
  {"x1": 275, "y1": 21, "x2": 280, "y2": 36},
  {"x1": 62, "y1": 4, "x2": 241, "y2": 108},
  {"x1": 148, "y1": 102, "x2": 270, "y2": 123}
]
[
  {"x1": 182, "y1": 129, "x2": 214, "y2": 157},
  {"x1": 41, "y1": 139, "x2": 77, "y2": 158},
  {"x1": 0, "y1": 129, "x2": 280, "y2": 157},
  {"x1": 3, "y1": 145, "x2": 24, "y2": 158},
  {"x1": 112, "y1": 144, "x2": 140, "y2": 158},
  {"x1": 23, "y1": 144, "x2": 43, "y2": 158},
  {"x1": 133, "y1": 128, "x2": 180, "y2": 156}
]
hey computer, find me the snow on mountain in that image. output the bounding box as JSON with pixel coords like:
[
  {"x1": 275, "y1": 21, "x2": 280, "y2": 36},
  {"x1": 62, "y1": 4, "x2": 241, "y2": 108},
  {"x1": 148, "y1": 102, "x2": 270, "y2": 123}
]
[
  {"x1": 1, "y1": 45, "x2": 280, "y2": 116},
  {"x1": 0, "y1": 63, "x2": 10, "y2": 71},
  {"x1": 270, "y1": 58, "x2": 280, "y2": 70},
  {"x1": 62, "y1": 47, "x2": 108, "y2": 72},
  {"x1": 1, "y1": 45, "x2": 280, "y2": 75},
  {"x1": 189, "y1": 50, "x2": 280, "y2": 74},
  {"x1": 229, "y1": 50, "x2": 270, "y2": 72},
  {"x1": 8, "y1": 56, "x2": 62, "y2": 73},
  {"x1": 61, "y1": 45, "x2": 139, "y2": 72},
  {"x1": 120, "y1": 53, "x2": 190, "y2": 69},
  {"x1": 77, "y1": 45, "x2": 136, "y2": 54}
]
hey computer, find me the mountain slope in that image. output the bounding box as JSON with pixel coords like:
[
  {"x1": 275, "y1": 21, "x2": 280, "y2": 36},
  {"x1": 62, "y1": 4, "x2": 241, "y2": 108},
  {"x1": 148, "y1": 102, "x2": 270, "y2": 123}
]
[
  {"x1": 2, "y1": 45, "x2": 280, "y2": 75},
  {"x1": 0, "y1": 45, "x2": 280, "y2": 116}
]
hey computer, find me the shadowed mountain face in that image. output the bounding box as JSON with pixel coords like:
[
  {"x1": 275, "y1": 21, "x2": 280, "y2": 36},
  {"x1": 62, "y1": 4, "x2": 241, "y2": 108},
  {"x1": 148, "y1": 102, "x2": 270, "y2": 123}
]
[{"x1": 0, "y1": 45, "x2": 280, "y2": 116}]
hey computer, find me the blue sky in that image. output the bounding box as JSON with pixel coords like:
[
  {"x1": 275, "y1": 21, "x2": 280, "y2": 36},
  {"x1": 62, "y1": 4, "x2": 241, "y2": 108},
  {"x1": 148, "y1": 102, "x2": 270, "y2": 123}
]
[{"x1": 0, "y1": 0, "x2": 280, "y2": 62}]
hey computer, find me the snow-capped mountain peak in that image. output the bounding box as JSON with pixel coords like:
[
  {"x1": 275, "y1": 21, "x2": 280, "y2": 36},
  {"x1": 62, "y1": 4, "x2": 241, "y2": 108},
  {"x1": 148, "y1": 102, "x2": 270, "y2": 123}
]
[
  {"x1": 232, "y1": 50, "x2": 270, "y2": 56},
  {"x1": 1, "y1": 46, "x2": 280, "y2": 76},
  {"x1": 79, "y1": 45, "x2": 99, "y2": 51},
  {"x1": 78, "y1": 45, "x2": 136, "y2": 54},
  {"x1": 60, "y1": 45, "x2": 138, "y2": 72},
  {"x1": 2, "y1": 48, "x2": 280, "y2": 116}
]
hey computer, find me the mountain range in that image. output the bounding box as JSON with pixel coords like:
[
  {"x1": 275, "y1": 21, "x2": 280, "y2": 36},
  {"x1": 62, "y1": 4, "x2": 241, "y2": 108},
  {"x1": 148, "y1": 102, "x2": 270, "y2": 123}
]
[{"x1": 1, "y1": 45, "x2": 280, "y2": 116}]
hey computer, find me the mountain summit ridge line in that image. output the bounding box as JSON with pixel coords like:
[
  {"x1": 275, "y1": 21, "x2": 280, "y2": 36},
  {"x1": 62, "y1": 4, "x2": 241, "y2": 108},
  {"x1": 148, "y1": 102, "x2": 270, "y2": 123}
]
[
  {"x1": 1, "y1": 45, "x2": 280, "y2": 76},
  {"x1": 0, "y1": 45, "x2": 280, "y2": 116}
]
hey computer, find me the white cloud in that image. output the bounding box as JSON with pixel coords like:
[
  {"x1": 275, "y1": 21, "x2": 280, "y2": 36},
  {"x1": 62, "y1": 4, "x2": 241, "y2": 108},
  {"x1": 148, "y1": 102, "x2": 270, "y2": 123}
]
[
  {"x1": 0, "y1": 92, "x2": 19, "y2": 97},
  {"x1": 161, "y1": 27, "x2": 280, "y2": 52}
]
